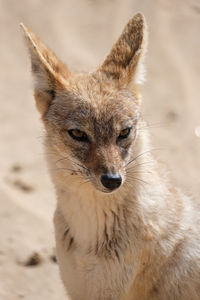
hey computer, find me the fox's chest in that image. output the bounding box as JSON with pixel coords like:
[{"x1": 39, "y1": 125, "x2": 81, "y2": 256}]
[
  {"x1": 56, "y1": 238, "x2": 136, "y2": 300},
  {"x1": 54, "y1": 208, "x2": 137, "y2": 300}
]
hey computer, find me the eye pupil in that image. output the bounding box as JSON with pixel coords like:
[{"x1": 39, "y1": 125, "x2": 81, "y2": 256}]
[{"x1": 68, "y1": 129, "x2": 88, "y2": 142}]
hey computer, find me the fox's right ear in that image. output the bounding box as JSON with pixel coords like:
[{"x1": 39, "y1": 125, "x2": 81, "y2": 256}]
[{"x1": 20, "y1": 23, "x2": 70, "y2": 115}]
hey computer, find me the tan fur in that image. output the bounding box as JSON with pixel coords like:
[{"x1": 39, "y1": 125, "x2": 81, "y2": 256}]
[{"x1": 21, "y1": 13, "x2": 200, "y2": 300}]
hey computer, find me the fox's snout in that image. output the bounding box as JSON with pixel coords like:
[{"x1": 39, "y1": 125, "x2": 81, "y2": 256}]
[{"x1": 83, "y1": 144, "x2": 126, "y2": 193}]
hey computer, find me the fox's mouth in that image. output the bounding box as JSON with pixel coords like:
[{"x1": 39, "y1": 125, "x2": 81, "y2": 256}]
[
  {"x1": 100, "y1": 188, "x2": 121, "y2": 194},
  {"x1": 94, "y1": 185, "x2": 121, "y2": 194}
]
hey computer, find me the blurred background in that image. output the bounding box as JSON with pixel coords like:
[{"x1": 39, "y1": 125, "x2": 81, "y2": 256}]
[{"x1": 0, "y1": 0, "x2": 199, "y2": 299}]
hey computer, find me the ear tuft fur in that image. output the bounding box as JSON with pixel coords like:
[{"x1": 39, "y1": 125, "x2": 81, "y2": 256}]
[{"x1": 99, "y1": 13, "x2": 147, "y2": 86}]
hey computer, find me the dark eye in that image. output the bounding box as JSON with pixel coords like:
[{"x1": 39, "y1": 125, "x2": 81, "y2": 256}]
[
  {"x1": 68, "y1": 129, "x2": 88, "y2": 142},
  {"x1": 117, "y1": 127, "x2": 131, "y2": 140}
]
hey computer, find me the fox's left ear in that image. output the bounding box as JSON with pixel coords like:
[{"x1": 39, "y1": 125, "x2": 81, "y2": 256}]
[
  {"x1": 99, "y1": 13, "x2": 147, "y2": 86},
  {"x1": 20, "y1": 23, "x2": 70, "y2": 115}
]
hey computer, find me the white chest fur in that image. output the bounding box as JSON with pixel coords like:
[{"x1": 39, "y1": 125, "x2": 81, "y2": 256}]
[{"x1": 53, "y1": 188, "x2": 141, "y2": 300}]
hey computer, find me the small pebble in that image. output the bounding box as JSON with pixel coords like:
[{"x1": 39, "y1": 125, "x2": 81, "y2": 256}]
[
  {"x1": 167, "y1": 110, "x2": 178, "y2": 121},
  {"x1": 12, "y1": 179, "x2": 34, "y2": 193},
  {"x1": 24, "y1": 252, "x2": 42, "y2": 267},
  {"x1": 50, "y1": 254, "x2": 57, "y2": 263},
  {"x1": 11, "y1": 164, "x2": 23, "y2": 172}
]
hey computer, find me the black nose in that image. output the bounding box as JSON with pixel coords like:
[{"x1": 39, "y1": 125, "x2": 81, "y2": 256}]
[{"x1": 101, "y1": 173, "x2": 122, "y2": 191}]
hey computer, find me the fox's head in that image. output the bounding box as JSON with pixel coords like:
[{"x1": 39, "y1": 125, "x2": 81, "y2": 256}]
[{"x1": 21, "y1": 13, "x2": 147, "y2": 194}]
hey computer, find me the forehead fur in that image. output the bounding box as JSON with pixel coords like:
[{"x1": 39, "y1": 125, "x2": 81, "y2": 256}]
[{"x1": 45, "y1": 72, "x2": 139, "y2": 133}]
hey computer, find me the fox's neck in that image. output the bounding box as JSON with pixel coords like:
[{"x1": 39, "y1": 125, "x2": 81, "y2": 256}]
[{"x1": 47, "y1": 131, "x2": 169, "y2": 253}]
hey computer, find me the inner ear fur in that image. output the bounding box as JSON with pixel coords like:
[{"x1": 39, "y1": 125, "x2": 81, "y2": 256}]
[
  {"x1": 20, "y1": 23, "x2": 70, "y2": 115},
  {"x1": 99, "y1": 13, "x2": 147, "y2": 86}
]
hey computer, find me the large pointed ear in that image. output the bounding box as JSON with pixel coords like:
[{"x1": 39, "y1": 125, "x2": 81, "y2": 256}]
[
  {"x1": 20, "y1": 23, "x2": 70, "y2": 115},
  {"x1": 99, "y1": 13, "x2": 147, "y2": 86}
]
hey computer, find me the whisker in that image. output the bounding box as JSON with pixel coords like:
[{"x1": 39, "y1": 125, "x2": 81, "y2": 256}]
[
  {"x1": 126, "y1": 160, "x2": 155, "y2": 172},
  {"x1": 55, "y1": 155, "x2": 89, "y2": 172},
  {"x1": 125, "y1": 148, "x2": 163, "y2": 168},
  {"x1": 125, "y1": 177, "x2": 147, "y2": 191},
  {"x1": 126, "y1": 170, "x2": 152, "y2": 175},
  {"x1": 75, "y1": 162, "x2": 88, "y2": 171},
  {"x1": 138, "y1": 122, "x2": 167, "y2": 131},
  {"x1": 125, "y1": 175, "x2": 149, "y2": 185},
  {"x1": 50, "y1": 167, "x2": 82, "y2": 174},
  {"x1": 50, "y1": 154, "x2": 89, "y2": 177},
  {"x1": 78, "y1": 179, "x2": 91, "y2": 189},
  {"x1": 36, "y1": 135, "x2": 55, "y2": 139},
  {"x1": 55, "y1": 157, "x2": 69, "y2": 165},
  {"x1": 38, "y1": 152, "x2": 57, "y2": 156}
]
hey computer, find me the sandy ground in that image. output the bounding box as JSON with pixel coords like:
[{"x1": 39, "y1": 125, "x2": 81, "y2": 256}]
[{"x1": 0, "y1": 0, "x2": 200, "y2": 299}]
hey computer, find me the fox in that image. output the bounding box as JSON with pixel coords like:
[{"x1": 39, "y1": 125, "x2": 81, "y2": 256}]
[{"x1": 21, "y1": 13, "x2": 200, "y2": 300}]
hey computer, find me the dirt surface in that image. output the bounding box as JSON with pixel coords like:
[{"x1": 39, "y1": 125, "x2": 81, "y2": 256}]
[{"x1": 0, "y1": 0, "x2": 199, "y2": 299}]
